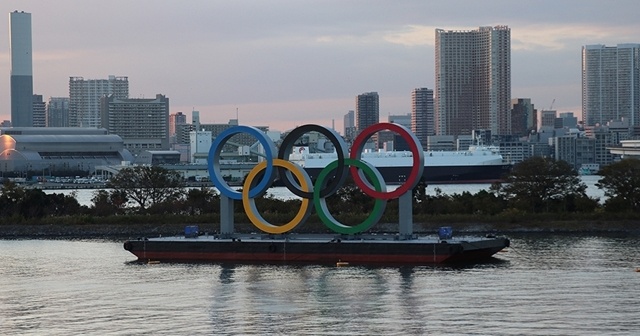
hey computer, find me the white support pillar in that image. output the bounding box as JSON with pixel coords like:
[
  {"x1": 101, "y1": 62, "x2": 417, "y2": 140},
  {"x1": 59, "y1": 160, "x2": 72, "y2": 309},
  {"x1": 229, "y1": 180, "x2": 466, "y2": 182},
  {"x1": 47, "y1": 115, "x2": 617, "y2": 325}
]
[
  {"x1": 398, "y1": 191, "x2": 413, "y2": 238},
  {"x1": 220, "y1": 195, "x2": 234, "y2": 235}
]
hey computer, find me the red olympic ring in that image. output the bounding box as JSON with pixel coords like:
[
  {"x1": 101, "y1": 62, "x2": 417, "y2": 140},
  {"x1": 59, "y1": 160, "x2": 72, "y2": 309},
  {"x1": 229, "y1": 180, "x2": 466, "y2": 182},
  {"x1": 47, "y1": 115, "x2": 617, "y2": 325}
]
[{"x1": 349, "y1": 122, "x2": 424, "y2": 200}]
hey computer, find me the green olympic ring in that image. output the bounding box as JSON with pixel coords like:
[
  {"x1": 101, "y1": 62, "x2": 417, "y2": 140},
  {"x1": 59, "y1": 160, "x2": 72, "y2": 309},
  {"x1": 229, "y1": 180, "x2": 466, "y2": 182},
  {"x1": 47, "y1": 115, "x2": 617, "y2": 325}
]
[{"x1": 313, "y1": 158, "x2": 387, "y2": 234}]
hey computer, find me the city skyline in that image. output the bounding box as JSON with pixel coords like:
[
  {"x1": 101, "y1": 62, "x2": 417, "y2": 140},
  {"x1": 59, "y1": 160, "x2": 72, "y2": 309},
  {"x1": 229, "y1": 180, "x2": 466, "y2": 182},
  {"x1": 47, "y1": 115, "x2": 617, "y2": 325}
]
[{"x1": 1, "y1": 1, "x2": 640, "y2": 132}]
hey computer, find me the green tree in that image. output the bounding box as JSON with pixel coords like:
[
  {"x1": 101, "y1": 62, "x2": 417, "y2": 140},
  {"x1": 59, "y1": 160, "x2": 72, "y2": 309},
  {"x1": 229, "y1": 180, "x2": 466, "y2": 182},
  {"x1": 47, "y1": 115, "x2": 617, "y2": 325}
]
[
  {"x1": 182, "y1": 187, "x2": 218, "y2": 215},
  {"x1": 107, "y1": 166, "x2": 185, "y2": 212},
  {"x1": 0, "y1": 181, "x2": 25, "y2": 218},
  {"x1": 500, "y1": 157, "x2": 593, "y2": 213},
  {"x1": 91, "y1": 189, "x2": 129, "y2": 216},
  {"x1": 596, "y1": 158, "x2": 640, "y2": 212}
]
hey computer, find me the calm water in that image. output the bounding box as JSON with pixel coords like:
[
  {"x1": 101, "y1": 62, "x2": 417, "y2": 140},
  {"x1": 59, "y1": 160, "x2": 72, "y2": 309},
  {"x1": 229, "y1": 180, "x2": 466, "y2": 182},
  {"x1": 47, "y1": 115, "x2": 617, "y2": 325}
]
[{"x1": 1, "y1": 234, "x2": 639, "y2": 335}]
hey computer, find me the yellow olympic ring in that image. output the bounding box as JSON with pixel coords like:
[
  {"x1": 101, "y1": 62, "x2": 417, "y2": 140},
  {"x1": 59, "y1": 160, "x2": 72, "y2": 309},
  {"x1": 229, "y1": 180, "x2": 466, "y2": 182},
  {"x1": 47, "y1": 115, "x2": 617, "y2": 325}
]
[{"x1": 242, "y1": 159, "x2": 312, "y2": 234}]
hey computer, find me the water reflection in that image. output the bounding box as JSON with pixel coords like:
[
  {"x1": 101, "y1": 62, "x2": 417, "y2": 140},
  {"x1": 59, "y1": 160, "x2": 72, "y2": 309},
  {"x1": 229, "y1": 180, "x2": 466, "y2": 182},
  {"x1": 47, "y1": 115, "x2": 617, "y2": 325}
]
[{"x1": 1, "y1": 236, "x2": 639, "y2": 335}]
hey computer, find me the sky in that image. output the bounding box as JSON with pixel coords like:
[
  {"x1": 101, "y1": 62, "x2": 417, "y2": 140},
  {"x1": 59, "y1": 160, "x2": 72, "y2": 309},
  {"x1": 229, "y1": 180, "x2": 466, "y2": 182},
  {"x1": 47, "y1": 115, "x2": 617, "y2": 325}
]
[{"x1": 1, "y1": 0, "x2": 640, "y2": 133}]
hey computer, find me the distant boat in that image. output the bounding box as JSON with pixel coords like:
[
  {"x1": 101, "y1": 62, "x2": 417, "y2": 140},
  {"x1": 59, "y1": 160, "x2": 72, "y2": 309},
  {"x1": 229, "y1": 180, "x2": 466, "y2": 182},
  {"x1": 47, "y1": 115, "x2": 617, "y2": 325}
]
[{"x1": 288, "y1": 146, "x2": 512, "y2": 184}]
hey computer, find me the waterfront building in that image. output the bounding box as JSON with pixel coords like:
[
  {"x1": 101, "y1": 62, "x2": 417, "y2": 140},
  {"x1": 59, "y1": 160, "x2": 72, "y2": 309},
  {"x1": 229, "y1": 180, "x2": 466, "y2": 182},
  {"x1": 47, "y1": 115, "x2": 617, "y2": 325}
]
[
  {"x1": 100, "y1": 94, "x2": 169, "y2": 156},
  {"x1": 609, "y1": 140, "x2": 640, "y2": 158},
  {"x1": 69, "y1": 75, "x2": 129, "y2": 128},
  {"x1": 510, "y1": 98, "x2": 536, "y2": 137},
  {"x1": 0, "y1": 127, "x2": 133, "y2": 175},
  {"x1": 47, "y1": 97, "x2": 69, "y2": 127},
  {"x1": 134, "y1": 151, "x2": 181, "y2": 165},
  {"x1": 497, "y1": 140, "x2": 531, "y2": 164},
  {"x1": 435, "y1": 26, "x2": 511, "y2": 137},
  {"x1": 411, "y1": 87, "x2": 434, "y2": 148},
  {"x1": 585, "y1": 120, "x2": 632, "y2": 166},
  {"x1": 552, "y1": 134, "x2": 596, "y2": 170},
  {"x1": 190, "y1": 130, "x2": 212, "y2": 164},
  {"x1": 32, "y1": 95, "x2": 46, "y2": 127},
  {"x1": 582, "y1": 44, "x2": 640, "y2": 127},
  {"x1": 10, "y1": 11, "x2": 33, "y2": 127}
]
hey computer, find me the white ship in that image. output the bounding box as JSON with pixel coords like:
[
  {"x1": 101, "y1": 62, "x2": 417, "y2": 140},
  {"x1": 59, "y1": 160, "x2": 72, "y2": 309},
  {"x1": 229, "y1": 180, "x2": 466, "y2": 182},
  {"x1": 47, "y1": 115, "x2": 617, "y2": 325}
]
[{"x1": 288, "y1": 146, "x2": 512, "y2": 184}]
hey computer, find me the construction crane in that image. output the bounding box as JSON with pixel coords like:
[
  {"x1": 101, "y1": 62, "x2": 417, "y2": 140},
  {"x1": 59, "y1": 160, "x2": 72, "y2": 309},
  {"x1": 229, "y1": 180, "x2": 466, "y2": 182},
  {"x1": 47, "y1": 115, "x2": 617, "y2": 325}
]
[{"x1": 549, "y1": 98, "x2": 556, "y2": 110}]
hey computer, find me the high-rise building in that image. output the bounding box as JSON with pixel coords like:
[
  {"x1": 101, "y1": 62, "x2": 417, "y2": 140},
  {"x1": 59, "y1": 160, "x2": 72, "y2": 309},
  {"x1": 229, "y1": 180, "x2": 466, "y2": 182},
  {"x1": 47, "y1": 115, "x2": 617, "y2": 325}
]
[
  {"x1": 411, "y1": 87, "x2": 434, "y2": 147},
  {"x1": 32, "y1": 94, "x2": 46, "y2": 127},
  {"x1": 169, "y1": 112, "x2": 187, "y2": 144},
  {"x1": 192, "y1": 110, "x2": 201, "y2": 131},
  {"x1": 100, "y1": 94, "x2": 169, "y2": 155},
  {"x1": 510, "y1": 98, "x2": 536, "y2": 137},
  {"x1": 356, "y1": 92, "x2": 379, "y2": 148},
  {"x1": 356, "y1": 92, "x2": 379, "y2": 133},
  {"x1": 343, "y1": 110, "x2": 355, "y2": 142},
  {"x1": 582, "y1": 44, "x2": 640, "y2": 127},
  {"x1": 69, "y1": 75, "x2": 129, "y2": 128},
  {"x1": 47, "y1": 97, "x2": 70, "y2": 127},
  {"x1": 10, "y1": 11, "x2": 33, "y2": 127},
  {"x1": 435, "y1": 26, "x2": 511, "y2": 137}
]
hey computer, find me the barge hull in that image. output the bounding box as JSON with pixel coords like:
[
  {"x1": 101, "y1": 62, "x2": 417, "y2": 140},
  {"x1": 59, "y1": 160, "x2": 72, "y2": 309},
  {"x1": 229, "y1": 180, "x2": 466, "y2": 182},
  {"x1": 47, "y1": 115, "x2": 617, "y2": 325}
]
[{"x1": 123, "y1": 237, "x2": 509, "y2": 265}]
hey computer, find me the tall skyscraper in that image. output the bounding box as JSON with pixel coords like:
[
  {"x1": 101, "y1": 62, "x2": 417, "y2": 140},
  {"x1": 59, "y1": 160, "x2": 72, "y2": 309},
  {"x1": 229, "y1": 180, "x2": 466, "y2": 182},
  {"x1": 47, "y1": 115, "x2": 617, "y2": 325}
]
[
  {"x1": 411, "y1": 87, "x2": 434, "y2": 147},
  {"x1": 435, "y1": 26, "x2": 511, "y2": 137},
  {"x1": 69, "y1": 75, "x2": 129, "y2": 127},
  {"x1": 355, "y1": 92, "x2": 379, "y2": 147},
  {"x1": 10, "y1": 11, "x2": 33, "y2": 127},
  {"x1": 356, "y1": 92, "x2": 379, "y2": 133},
  {"x1": 582, "y1": 44, "x2": 640, "y2": 127}
]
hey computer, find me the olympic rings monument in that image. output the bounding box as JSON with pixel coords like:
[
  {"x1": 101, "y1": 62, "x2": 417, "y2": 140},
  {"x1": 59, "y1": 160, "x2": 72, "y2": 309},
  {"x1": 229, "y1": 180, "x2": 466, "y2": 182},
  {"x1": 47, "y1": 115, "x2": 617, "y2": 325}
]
[
  {"x1": 123, "y1": 122, "x2": 510, "y2": 265},
  {"x1": 208, "y1": 122, "x2": 423, "y2": 238}
]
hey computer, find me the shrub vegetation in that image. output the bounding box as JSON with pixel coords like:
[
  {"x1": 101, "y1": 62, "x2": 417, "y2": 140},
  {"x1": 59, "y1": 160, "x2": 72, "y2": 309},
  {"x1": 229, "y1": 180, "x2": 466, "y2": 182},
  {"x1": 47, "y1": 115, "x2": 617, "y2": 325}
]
[{"x1": 1, "y1": 158, "x2": 639, "y2": 231}]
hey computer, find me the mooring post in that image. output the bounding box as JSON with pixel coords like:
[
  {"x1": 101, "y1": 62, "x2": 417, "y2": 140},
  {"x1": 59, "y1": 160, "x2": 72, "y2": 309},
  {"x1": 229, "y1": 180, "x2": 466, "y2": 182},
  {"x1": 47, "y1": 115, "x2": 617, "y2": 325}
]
[
  {"x1": 220, "y1": 195, "x2": 234, "y2": 235},
  {"x1": 398, "y1": 191, "x2": 413, "y2": 238}
]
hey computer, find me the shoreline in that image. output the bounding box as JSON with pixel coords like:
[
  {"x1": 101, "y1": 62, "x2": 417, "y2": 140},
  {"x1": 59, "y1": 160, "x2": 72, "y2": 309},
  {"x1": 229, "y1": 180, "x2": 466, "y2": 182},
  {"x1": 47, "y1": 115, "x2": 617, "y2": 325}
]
[{"x1": 1, "y1": 221, "x2": 638, "y2": 240}]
